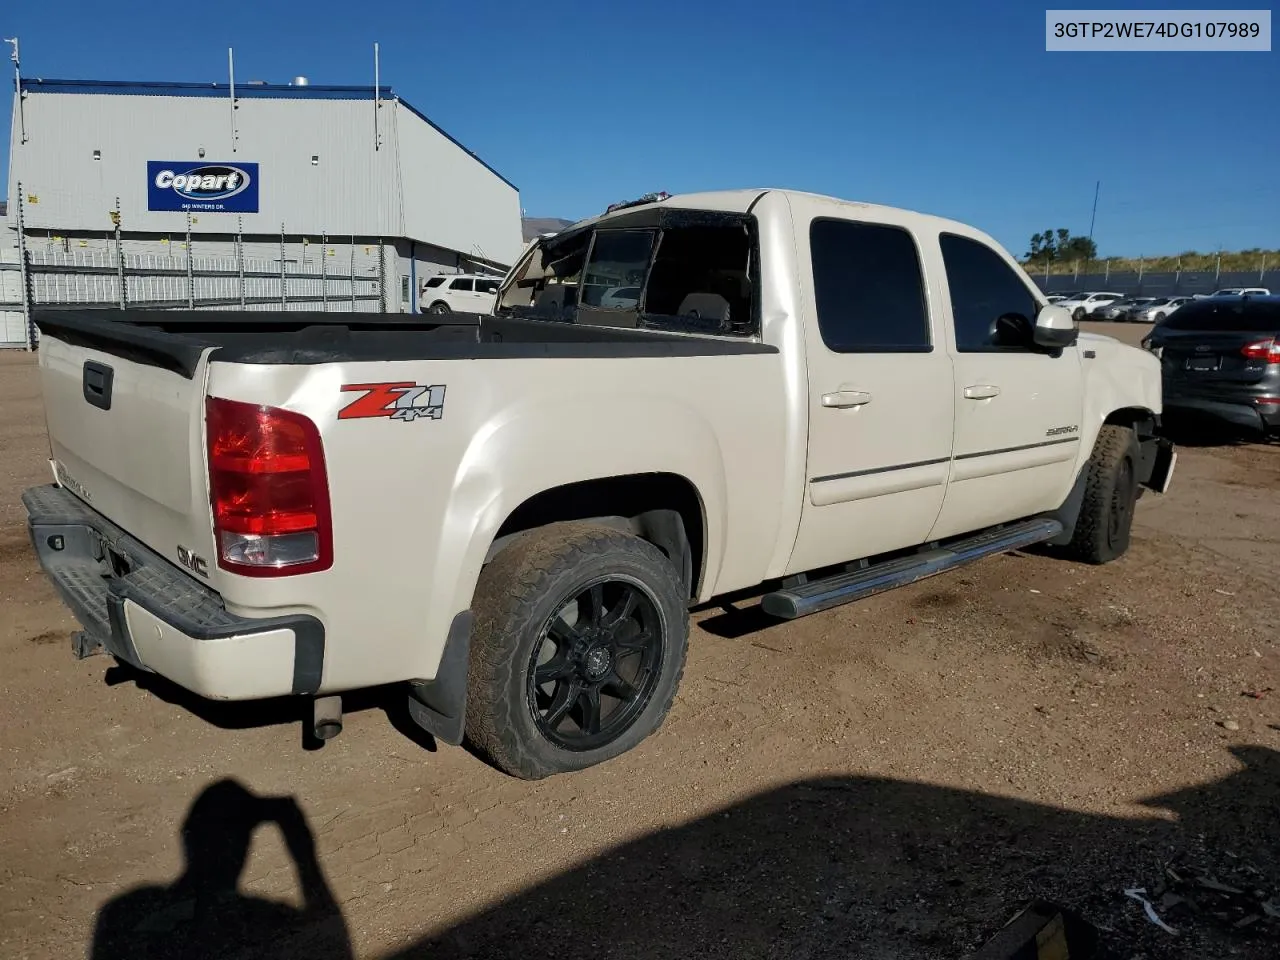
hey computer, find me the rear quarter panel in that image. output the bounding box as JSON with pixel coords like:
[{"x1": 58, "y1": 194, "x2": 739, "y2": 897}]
[{"x1": 206, "y1": 351, "x2": 788, "y2": 691}]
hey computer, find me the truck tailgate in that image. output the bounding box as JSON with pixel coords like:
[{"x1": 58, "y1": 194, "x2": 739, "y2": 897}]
[{"x1": 38, "y1": 332, "x2": 216, "y2": 578}]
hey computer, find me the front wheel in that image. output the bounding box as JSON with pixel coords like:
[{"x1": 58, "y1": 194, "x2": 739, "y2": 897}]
[
  {"x1": 1072, "y1": 307, "x2": 1086, "y2": 322},
  {"x1": 465, "y1": 522, "x2": 689, "y2": 779},
  {"x1": 1063, "y1": 425, "x2": 1141, "y2": 564},
  {"x1": 1153, "y1": 312, "x2": 1166, "y2": 323}
]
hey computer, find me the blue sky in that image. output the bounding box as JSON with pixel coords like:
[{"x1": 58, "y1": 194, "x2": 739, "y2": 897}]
[{"x1": 3, "y1": 0, "x2": 1277, "y2": 257}]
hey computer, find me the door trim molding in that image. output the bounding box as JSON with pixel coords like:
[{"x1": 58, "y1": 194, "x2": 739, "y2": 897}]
[
  {"x1": 811, "y1": 455, "x2": 951, "y2": 484},
  {"x1": 954, "y1": 436, "x2": 1079, "y2": 461}
]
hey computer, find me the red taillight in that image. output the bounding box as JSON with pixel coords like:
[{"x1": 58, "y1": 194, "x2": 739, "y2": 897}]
[
  {"x1": 1241, "y1": 338, "x2": 1280, "y2": 363},
  {"x1": 206, "y1": 397, "x2": 332, "y2": 576}
]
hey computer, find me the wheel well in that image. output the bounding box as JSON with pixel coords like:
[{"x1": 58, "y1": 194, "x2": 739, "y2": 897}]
[
  {"x1": 485, "y1": 474, "x2": 706, "y2": 598},
  {"x1": 1104, "y1": 406, "x2": 1158, "y2": 439}
]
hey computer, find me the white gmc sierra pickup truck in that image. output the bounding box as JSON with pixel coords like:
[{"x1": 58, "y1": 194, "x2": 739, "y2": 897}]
[{"x1": 24, "y1": 189, "x2": 1175, "y2": 779}]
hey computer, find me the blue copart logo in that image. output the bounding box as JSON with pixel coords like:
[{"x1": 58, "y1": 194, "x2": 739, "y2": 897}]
[{"x1": 153, "y1": 164, "x2": 251, "y2": 201}]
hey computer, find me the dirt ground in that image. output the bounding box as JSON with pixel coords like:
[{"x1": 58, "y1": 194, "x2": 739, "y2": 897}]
[{"x1": 1, "y1": 324, "x2": 1278, "y2": 960}]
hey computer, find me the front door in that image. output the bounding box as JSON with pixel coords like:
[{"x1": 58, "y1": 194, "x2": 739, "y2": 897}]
[
  {"x1": 928, "y1": 232, "x2": 1084, "y2": 540},
  {"x1": 787, "y1": 210, "x2": 956, "y2": 575}
]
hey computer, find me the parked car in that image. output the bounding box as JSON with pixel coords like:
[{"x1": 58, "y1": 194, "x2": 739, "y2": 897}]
[
  {"x1": 23, "y1": 188, "x2": 1175, "y2": 780},
  {"x1": 1145, "y1": 295, "x2": 1280, "y2": 438},
  {"x1": 1044, "y1": 291, "x2": 1079, "y2": 304},
  {"x1": 598, "y1": 286, "x2": 642, "y2": 308},
  {"x1": 420, "y1": 273, "x2": 503, "y2": 314},
  {"x1": 1209, "y1": 287, "x2": 1271, "y2": 298},
  {"x1": 1131, "y1": 296, "x2": 1193, "y2": 324},
  {"x1": 1092, "y1": 297, "x2": 1156, "y2": 321},
  {"x1": 1056, "y1": 291, "x2": 1125, "y2": 321}
]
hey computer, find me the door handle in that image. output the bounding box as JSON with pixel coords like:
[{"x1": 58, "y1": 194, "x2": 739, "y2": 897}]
[
  {"x1": 963, "y1": 384, "x2": 1001, "y2": 400},
  {"x1": 821, "y1": 390, "x2": 873, "y2": 408}
]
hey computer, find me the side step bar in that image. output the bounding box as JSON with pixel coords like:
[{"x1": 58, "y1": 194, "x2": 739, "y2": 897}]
[{"x1": 761, "y1": 517, "x2": 1063, "y2": 620}]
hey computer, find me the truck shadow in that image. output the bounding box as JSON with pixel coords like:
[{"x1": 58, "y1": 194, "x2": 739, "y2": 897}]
[
  {"x1": 378, "y1": 744, "x2": 1280, "y2": 960},
  {"x1": 102, "y1": 662, "x2": 436, "y2": 753},
  {"x1": 87, "y1": 746, "x2": 1280, "y2": 959}
]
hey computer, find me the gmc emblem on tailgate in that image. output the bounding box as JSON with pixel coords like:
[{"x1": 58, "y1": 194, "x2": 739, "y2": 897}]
[{"x1": 177, "y1": 546, "x2": 209, "y2": 578}]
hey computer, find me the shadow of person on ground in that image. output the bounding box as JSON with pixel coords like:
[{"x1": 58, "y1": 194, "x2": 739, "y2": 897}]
[
  {"x1": 381, "y1": 745, "x2": 1280, "y2": 960},
  {"x1": 90, "y1": 778, "x2": 353, "y2": 960}
]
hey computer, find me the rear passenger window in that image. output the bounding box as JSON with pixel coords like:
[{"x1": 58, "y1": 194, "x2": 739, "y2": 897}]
[
  {"x1": 809, "y1": 218, "x2": 930, "y2": 352},
  {"x1": 940, "y1": 233, "x2": 1040, "y2": 351}
]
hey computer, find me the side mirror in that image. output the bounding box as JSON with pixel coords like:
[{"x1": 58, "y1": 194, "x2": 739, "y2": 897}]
[{"x1": 1033, "y1": 303, "x2": 1077, "y2": 349}]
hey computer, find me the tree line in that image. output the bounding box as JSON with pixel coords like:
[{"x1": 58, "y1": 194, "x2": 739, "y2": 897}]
[{"x1": 1026, "y1": 229, "x2": 1098, "y2": 264}]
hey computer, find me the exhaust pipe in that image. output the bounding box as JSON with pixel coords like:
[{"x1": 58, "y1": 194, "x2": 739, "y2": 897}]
[{"x1": 312, "y1": 695, "x2": 343, "y2": 741}]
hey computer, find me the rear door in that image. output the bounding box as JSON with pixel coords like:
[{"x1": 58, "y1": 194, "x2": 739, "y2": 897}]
[
  {"x1": 787, "y1": 208, "x2": 955, "y2": 575},
  {"x1": 448, "y1": 277, "x2": 474, "y2": 310},
  {"x1": 38, "y1": 332, "x2": 217, "y2": 577}
]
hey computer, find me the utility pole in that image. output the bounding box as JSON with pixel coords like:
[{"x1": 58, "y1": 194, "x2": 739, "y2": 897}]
[
  {"x1": 1087, "y1": 180, "x2": 1100, "y2": 247},
  {"x1": 4, "y1": 37, "x2": 27, "y2": 144}
]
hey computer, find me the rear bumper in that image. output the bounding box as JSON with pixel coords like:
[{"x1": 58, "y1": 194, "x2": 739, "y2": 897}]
[
  {"x1": 1162, "y1": 395, "x2": 1274, "y2": 432},
  {"x1": 22, "y1": 484, "x2": 325, "y2": 700}
]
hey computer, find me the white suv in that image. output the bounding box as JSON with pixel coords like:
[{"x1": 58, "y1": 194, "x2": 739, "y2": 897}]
[
  {"x1": 1055, "y1": 291, "x2": 1125, "y2": 321},
  {"x1": 1208, "y1": 287, "x2": 1271, "y2": 298},
  {"x1": 420, "y1": 274, "x2": 503, "y2": 314}
]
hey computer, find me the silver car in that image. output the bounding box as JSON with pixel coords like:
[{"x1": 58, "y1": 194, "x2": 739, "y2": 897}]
[
  {"x1": 1091, "y1": 297, "x2": 1154, "y2": 321},
  {"x1": 1131, "y1": 296, "x2": 1193, "y2": 323}
]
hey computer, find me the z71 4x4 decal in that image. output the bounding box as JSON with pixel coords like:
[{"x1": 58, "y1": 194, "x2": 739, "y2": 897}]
[{"x1": 338, "y1": 382, "x2": 447, "y2": 423}]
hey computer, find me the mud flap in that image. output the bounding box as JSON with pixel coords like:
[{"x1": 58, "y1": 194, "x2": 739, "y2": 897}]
[
  {"x1": 1142, "y1": 438, "x2": 1176, "y2": 494},
  {"x1": 1043, "y1": 468, "x2": 1087, "y2": 547},
  {"x1": 406, "y1": 610, "x2": 473, "y2": 745}
]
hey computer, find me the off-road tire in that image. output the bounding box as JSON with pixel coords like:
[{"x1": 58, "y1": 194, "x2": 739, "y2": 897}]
[
  {"x1": 464, "y1": 522, "x2": 689, "y2": 780},
  {"x1": 1064, "y1": 424, "x2": 1140, "y2": 564}
]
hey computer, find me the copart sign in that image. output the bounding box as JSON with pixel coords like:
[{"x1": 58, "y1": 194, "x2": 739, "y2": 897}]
[{"x1": 146, "y1": 161, "x2": 259, "y2": 212}]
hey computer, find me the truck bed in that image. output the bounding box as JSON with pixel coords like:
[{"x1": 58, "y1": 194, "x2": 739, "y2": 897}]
[{"x1": 33, "y1": 309, "x2": 777, "y2": 377}]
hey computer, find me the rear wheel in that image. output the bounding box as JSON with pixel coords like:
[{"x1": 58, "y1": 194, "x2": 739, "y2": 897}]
[
  {"x1": 465, "y1": 522, "x2": 689, "y2": 780},
  {"x1": 1064, "y1": 425, "x2": 1141, "y2": 564},
  {"x1": 429, "y1": 301, "x2": 451, "y2": 314}
]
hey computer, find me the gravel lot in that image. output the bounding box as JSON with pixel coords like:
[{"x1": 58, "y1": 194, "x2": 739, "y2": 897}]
[{"x1": 1, "y1": 324, "x2": 1278, "y2": 959}]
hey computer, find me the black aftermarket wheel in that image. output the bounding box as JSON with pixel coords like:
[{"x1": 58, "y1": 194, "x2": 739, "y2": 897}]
[
  {"x1": 465, "y1": 522, "x2": 688, "y2": 779},
  {"x1": 1064, "y1": 424, "x2": 1141, "y2": 564}
]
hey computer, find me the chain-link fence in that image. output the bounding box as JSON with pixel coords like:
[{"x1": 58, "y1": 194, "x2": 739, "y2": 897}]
[{"x1": 2, "y1": 183, "x2": 394, "y2": 349}]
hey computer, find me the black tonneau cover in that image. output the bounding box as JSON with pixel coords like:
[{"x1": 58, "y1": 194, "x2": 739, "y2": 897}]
[{"x1": 32, "y1": 309, "x2": 776, "y2": 379}]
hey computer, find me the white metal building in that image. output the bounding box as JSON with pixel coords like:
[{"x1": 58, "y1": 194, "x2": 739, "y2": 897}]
[{"x1": 3, "y1": 76, "x2": 522, "y2": 342}]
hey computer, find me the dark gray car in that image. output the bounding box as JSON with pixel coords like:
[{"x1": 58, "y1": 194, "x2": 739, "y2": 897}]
[{"x1": 1144, "y1": 295, "x2": 1280, "y2": 436}]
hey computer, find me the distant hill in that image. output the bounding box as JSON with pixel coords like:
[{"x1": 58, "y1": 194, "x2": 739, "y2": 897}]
[{"x1": 522, "y1": 217, "x2": 574, "y2": 241}]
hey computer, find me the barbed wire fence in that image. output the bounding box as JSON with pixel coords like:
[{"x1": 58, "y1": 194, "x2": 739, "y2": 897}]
[{"x1": 2, "y1": 183, "x2": 392, "y2": 350}]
